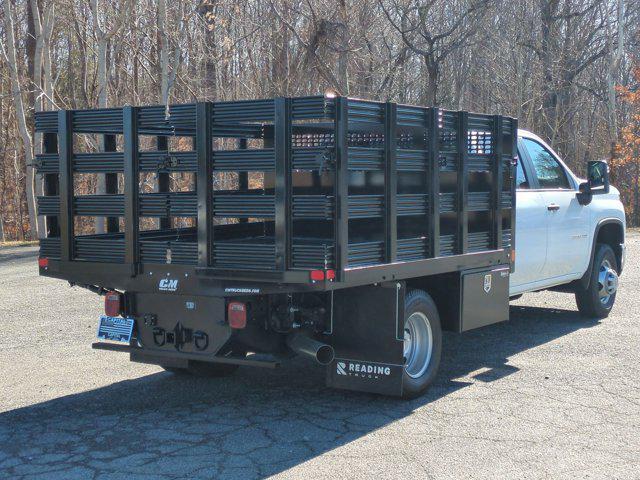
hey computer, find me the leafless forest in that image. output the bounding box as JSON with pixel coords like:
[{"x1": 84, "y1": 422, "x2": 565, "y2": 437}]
[{"x1": 0, "y1": 0, "x2": 639, "y2": 241}]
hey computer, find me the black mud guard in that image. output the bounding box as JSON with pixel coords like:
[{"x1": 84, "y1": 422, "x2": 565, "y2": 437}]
[{"x1": 325, "y1": 282, "x2": 405, "y2": 396}]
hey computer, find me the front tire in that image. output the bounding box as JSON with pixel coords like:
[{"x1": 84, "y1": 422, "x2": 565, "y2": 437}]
[
  {"x1": 402, "y1": 290, "x2": 442, "y2": 399},
  {"x1": 575, "y1": 243, "x2": 619, "y2": 318}
]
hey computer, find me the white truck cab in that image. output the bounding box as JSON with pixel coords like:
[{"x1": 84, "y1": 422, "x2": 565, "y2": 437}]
[{"x1": 512, "y1": 129, "x2": 625, "y2": 317}]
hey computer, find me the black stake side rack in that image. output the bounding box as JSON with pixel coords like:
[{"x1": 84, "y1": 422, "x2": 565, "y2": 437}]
[{"x1": 35, "y1": 95, "x2": 516, "y2": 289}]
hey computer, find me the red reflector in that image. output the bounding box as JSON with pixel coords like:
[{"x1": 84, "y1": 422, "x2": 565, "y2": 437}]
[
  {"x1": 325, "y1": 269, "x2": 335, "y2": 281},
  {"x1": 38, "y1": 257, "x2": 49, "y2": 268},
  {"x1": 228, "y1": 302, "x2": 247, "y2": 329},
  {"x1": 309, "y1": 270, "x2": 325, "y2": 282},
  {"x1": 104, "y1": 291, "x2": 122, "y2": 317}
]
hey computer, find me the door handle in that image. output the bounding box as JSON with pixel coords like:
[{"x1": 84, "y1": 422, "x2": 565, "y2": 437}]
[{"x1": 547, "y1": 203, "x2": 560, "y2": 211}]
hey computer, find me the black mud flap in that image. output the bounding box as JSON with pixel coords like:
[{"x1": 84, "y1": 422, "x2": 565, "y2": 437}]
[{"x1": 325, "y1": 283, "x2": 405, "y2": 396}]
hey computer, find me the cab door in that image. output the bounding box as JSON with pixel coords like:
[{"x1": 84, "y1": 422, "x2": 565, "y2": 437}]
[
  {"x1": 520, "y1": 138, "x2": 590, "y2": 281},
  {"x1": 510, "y1": 145, "x2": 548, "y2": 291}
]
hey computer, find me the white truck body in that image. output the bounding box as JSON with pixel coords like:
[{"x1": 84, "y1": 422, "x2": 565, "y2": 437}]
[{"x1": 512, "y1": 130, "x2": 626, "y2": 296}]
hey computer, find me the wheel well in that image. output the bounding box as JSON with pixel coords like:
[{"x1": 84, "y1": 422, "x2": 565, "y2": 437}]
[
  {"x1": 406, "y1": 273, "x2": 460, "y2": 332},
  {"x1": 579, "y1": 220, "x2": 625, "y2": 289},
  {"x1": 596, "y1": 222, "x2": 624, "y2": 270}
]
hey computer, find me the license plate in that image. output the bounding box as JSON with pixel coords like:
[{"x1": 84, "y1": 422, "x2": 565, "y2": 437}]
[{"x1": 97, "y1": 315, "x2": 134, "y2": 343}]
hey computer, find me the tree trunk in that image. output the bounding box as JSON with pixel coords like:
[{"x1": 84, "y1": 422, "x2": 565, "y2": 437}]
[
  {"x1": 422, "y1": 56, "x2": 438, "y2": 106},
  {"x1": 2, "y1": 0, "x2": 39, "y2": 239},
  {"x1": 337, "y1": 0, "x2": 349, "y2": 95},
  {"x1": 25, "y1": 1, "x2": 37, "y2": 112},
  {"x1": 270, "y1": 1, "x2": 290, "y2": 96},
  {"x1": 158, "y1": 0, "x2": 169, "y2": 105},
  {"x1": 29, "y1": 0, "x2": 50, "y2": 238},
  {"x1": 634, "y1": 161, "x2": 640, "y2": 228},
  {"x1": 539, "y1": 0, "x2": 557, "y2": 143},
  {"x1": 606, "y1": 0, "x2": 624, "y2": 144},
  {"x1": 199, "y1": 1, "x2": 217, "y2": 100},
  {"x1": 91, "y1": 0, "x2": 126, "y2": 234}
]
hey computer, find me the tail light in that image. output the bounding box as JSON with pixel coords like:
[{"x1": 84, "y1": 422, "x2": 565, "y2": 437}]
[
  {"x1": 227, "y1": 301, "x2": 247, "y2": 329},
  {"x1": 104, "y1": 291, "x2": 123, "y2": 317},
  {"x1": 38, "y1": 257, "x2": 49, "y2": 268},
  {"x1": 309, "y1": 270, "x2": 325, "y2": 282},
  {"x1": 310, "y1": 269, "x2": 335, "y2": 282}
]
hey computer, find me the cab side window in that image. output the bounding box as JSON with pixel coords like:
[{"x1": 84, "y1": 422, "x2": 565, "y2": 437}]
[{"x1": 522, "y1": 138, "x2": 570, "y2": 189}]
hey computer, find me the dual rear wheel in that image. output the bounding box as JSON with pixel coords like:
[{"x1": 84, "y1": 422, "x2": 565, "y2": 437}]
[{"x1": 401, "y1": 290, "x2": 442, "y2": 399}]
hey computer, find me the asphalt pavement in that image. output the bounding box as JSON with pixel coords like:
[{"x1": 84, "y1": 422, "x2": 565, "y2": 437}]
[{"x1": 0, "y1": 235, "x2": 638, "y2": 479}]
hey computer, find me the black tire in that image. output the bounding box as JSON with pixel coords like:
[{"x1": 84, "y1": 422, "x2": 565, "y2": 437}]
[
  {"x1": 575, "y1": 243, "x2": 619, "y2": 319},
  {"x1": 401, "y1": 289, "x2": 442, "y2": 399}
]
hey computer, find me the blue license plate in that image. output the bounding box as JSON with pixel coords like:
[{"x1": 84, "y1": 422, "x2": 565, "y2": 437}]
[{"x1": 97, "y1": 315, "x2": 134, "y2": 343}]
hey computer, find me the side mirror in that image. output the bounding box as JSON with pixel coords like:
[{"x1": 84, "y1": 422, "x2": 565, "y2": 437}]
[
  {"x1": 577, "y1": 181, "x2": 592, "y2": 205},
  {"x1": 587, "y1": 160, "x2": 610, "y2": 194}
]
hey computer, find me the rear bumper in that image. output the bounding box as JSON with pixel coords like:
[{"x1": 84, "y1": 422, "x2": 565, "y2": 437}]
[{"x1": 92, "y1": 342, "x2": 280, "y2": 368}]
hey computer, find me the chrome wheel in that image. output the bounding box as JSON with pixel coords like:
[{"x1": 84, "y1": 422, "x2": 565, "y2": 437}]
[
  {"x1": 598, "y1": 259, "x2": 618, "y2": 305},
  {"x1": 403, "y1": 312, "x2": 433, "y2": 379}
]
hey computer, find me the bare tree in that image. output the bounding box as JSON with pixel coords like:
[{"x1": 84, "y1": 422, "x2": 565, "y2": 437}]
[
  {"x1": 1, "y1": 0, "x2": 38, "y2": 239},
  {"x1": 158, "y1": 0, "x2": 187, "y2": 108},
  {"x1": 605, "y1": 0, "x2": 625, "y2": 147},
  {"x1": 379, "y1": 0, "x2": 490, "y2": 105},
  {"x1": 1, "y1": 0, "x2": 640, "y2": 237},
  {"x1": 90, "y1": 0, "x2": 128, "y2": 233},
  {"x1": 29, "y1": 0, "x2": 56, "y2": 237}
]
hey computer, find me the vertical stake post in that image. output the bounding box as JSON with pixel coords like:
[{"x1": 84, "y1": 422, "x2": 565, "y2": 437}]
[
  {"x1": 384, "y1": 102, "x2": 397, "y2": 263},
  {"x1": 123, "y1": 106, "x2": 139, "y2": 268},
  {"x1": 456, "y1": 111, "x2": 469, "y2": 254},
  {"x1": 274, "y1": 98, "x2": 292, "y2": 271},
  {"x1": 510, "y1": 118, "x2": 518, "y2": 271},
  {"x1": 57, "y1": 110, "x2": 73, "y2": 262},
  {"x1": 238, "y1": 138, "x2": 248, "y2": 224},
  {"x1": 196, "y1": 102, "x2": 213, "y2": 267},
  {"x1": 335, "y1": 97, "x2": 349, "y2": 279},
  {"x1": 493, "y1": 115, "x2": 504, "y2": 250},
  {"x1": 428, "y1": 108, "x2": 440, "y2": 258}
]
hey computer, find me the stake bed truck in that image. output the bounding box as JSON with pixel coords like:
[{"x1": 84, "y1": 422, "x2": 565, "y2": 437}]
[{"x1": 34, "y1": 95, "x2": 625, "y2": 398}]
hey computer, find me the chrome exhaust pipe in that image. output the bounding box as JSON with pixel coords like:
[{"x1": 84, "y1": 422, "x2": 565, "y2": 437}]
[{"x1": 286, "y1": 332, "x2": 335, "y2": 365}]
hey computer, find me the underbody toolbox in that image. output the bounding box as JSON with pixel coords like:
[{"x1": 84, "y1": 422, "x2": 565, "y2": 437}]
[{"x1": 459, "y1": 267, "x2": 510, "y2": 332}]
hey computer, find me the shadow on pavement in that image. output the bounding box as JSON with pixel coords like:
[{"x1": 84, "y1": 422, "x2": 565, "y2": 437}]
[{"x1": 0, "y1": 305, "x2": 599, "y2": 479}]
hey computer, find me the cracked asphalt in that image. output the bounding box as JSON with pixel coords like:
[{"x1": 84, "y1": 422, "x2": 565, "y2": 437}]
[{"x1": 0, "y1": 234, "x2": 639, "y2": 479}]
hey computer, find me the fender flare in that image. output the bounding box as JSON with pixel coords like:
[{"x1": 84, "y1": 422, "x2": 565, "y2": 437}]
[{"x1": 579, "y1": 218, "x2": 625, "y2": 289}]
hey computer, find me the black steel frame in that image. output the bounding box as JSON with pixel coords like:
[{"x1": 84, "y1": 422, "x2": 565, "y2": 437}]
[{"x1": 34, "y1": 95, "x2": 517, "y2": 294}]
